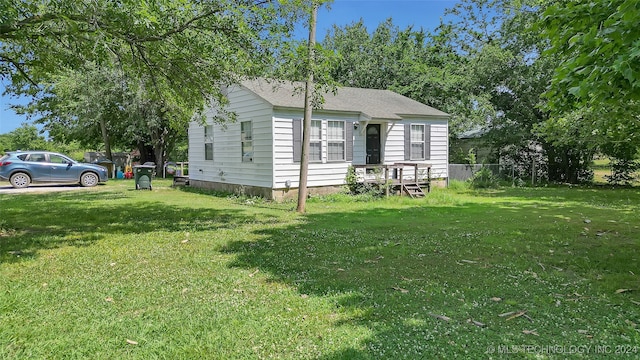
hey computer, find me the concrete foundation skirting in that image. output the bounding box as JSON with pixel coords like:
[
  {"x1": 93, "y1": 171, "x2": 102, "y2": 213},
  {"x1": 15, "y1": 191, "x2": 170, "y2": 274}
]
[
  {"x1": 272, "y1": 185, "x2": 344, "y2": 201},
  {"x1": 188, "y1": 179, "x2": 447, "y2": 201},
  {"x1": 188, "y1": 180, "x2": 274, "y2": 199},
  {"x1": 188, "y1": 179, "x2": 344, "y2": 201}
]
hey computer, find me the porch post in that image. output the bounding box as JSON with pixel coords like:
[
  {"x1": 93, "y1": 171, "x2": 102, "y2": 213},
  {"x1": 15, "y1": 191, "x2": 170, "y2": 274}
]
[
  {"x1": 385, "y1": 166, "x2": 389, "y2": 197},
  {"x1": 400, "y1": 166, "x2": 404, "y2": 196}
]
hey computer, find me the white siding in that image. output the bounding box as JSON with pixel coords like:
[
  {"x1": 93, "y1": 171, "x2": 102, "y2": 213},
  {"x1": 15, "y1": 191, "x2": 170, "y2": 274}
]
[
  {"x1": 189, "y1": 86, "x2": 449, "y2": 192},
  {"x1": 383, "y1": 122, "x2": 405, "y2": 162},
  {"x1": 383, "y1": 118, "x2": 448, "y2": 179},
  {"x1": 351, "y1": 118, "x2": 449, "y2": 180},
  {"x1": 188, "y1": 86, "x2": 274, "y2": 187},
  {"x1": 273, "y1": 109, "x2": 359, "y2": 189},
  {"x1": 429, "y1": 120, "x2": 449, "y2": 179},
  {"x1": 188, "y1": 123, "x2": 205, "y2": 176}
]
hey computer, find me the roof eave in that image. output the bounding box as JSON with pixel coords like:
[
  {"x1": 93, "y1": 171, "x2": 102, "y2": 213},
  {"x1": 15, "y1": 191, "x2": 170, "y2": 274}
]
[
  {"x1": 273, "y1": 105, "x2": 365, "y2": 117},
  {"x1": 396, "y1": 113, "x2": 451, "y2": 120}
]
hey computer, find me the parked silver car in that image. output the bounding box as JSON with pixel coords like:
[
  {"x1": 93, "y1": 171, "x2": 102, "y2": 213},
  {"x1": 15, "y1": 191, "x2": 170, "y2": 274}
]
[{"x1": 0, "y1": 151, "x2": 109, "y2": 189}]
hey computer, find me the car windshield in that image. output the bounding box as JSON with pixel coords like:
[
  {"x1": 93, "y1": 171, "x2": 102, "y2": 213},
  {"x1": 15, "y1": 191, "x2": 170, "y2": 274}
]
[{"x1": 0, "y1": 154, "x2": 8, "y2": 162}]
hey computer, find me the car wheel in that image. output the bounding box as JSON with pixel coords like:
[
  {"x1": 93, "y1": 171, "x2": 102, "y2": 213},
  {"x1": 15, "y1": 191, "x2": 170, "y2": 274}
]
[
  {"x1": 80, "y1": 172, "x2": 99, "y2": 187},
  {"x1": 10, "y1": 172, "x2": 31, "y2": 189}
]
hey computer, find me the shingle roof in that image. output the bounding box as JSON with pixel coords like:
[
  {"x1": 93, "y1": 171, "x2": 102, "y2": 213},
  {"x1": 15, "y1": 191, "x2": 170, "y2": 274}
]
[{"x1": 240, "y1": 79, "x2": 449, "y2": 120}]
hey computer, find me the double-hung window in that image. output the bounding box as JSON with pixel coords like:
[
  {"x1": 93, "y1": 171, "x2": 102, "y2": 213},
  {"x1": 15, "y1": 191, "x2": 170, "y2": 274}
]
[
  {"x1": 309, "y1": 120, "x2": 322, "y2": 162},
  {"x1": 204, "y1": 125, "x2": 214, "y2": 160},
  {"x1": 241, "y1": 121, "x2": 253, "y2": 162},
  {"x1": 410, "y1": 124, "x2": 425, "y2": 160},
  {"x1": 327, "y1": 121, "x2": 346, "y2": 161},
  {"x1": 293, "y1": 118, "x2": 351, "y2": 163}
]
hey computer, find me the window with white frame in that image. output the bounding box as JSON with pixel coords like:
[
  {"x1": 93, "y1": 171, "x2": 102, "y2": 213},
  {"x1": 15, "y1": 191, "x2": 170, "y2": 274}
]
[
  {"x1": 310, "y1": 120, "x2": 322, "y2": 162},
  {"x1": 293, "y1": 118, "x2": 352, "y2": 163},
  {"x1": 327, "y1": 120, "x2": 346, "y2": 161},
  {"x1": 204, "y1": 125, "x2": 214, "y2": 160},
  {"x1": 241, "y1": 121, "x2": 253, "y2": 162},
  {"x1": 410, "y1": 124, "x2": 425, "y2": 160}
]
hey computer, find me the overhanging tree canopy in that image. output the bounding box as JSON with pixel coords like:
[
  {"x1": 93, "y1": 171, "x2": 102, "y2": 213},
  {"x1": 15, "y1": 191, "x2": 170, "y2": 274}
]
[
  {"x1": 541, "y1": 0, "x2": 640, "y2": 112},
  {"x1": 541, "y1": 0, "x2": 640, "y2": 183},
  {"x1": 2, "y1": 0, "x2": 305, "y2": 171}
]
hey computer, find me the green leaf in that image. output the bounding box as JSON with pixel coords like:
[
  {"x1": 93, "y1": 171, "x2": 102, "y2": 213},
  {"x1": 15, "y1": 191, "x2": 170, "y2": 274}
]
[{"x1": 568, "y1": 86, "x2": 582, "y2": 97}]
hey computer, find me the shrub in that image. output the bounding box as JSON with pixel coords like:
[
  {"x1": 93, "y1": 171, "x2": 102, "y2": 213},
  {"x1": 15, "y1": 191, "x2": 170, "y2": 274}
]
[
  {"x1": 345, "y1": 165, "x2": 358, "y2": 194},
  {"x1": 605, "y1": 159, "x2": 639, "y2": 186},
  {"x1": 344, "y1": 165, "x2": 391, "y2": 197},
  {"x1": 468, "y1": 166, "x2": 499, "y2": 189}
]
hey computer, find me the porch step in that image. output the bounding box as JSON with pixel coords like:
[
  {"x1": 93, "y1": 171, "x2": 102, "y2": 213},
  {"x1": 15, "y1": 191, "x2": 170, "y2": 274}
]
[{"x1": 402, "y1": 183, "x2": 425, "y2": 198}]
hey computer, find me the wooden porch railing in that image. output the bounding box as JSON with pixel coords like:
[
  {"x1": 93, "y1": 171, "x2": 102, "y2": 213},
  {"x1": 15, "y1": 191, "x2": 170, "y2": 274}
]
[{"x1": 351, "y1": 163, "x2": 431, "y2": 197}]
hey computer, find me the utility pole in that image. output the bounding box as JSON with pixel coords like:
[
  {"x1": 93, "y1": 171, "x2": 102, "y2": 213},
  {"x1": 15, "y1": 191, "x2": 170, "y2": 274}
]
[{"x1": 296, "y1": 2, "x2": 317, "y2": 213}]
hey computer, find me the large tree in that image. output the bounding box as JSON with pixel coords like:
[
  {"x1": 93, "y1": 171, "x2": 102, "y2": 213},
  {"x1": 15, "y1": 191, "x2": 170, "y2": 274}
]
[
  {"x1": 541, "y1": 0, "x2": 640, "y2": 183},
  {"x1": 1, "y1": 1, "x2": 285, "y2": 86},
  {"x1": 320, "y1": 19, "x2": 480, "y2": 137},
  {"x1": 317, "y1": 0, "x2": 596, "y2": 183},
  {"x1": 541, "y1": 0, "x2": 640, "y2": 113},
  {"x1": 22, "y1": 64, "x2": 189, "y2": 170},
  {"x1": 0, "y1": 124, "x2": 48, "y2": 152},
  {"x1": 2, "y1": 0, "x2": 304, "y2": 172},
  {"x1": 437, "y1": 0, "x2": 600, "y2": 182}
]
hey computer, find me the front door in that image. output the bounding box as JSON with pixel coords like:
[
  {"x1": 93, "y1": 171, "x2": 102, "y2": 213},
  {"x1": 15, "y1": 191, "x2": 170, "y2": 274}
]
[{"x1": 366, "y1": 124, "x2": 381, "y2": 164}]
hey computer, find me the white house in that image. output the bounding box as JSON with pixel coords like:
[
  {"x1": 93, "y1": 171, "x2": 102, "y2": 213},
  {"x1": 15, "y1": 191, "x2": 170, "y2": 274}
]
[{"x1": 188, "y1": 79, "x2": 449, "y2": 200}]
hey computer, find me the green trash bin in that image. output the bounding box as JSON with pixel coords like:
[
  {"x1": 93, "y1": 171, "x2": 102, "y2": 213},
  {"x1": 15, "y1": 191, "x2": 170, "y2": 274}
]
[{"x1": 134, "y1": 164, "x2": 155, "y2": 190}]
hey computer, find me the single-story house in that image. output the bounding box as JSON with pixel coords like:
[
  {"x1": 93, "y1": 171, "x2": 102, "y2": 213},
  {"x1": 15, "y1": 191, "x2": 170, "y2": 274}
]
[
  {"x1": 450, "y1": 126, "x2": 494, "y2": 164},
  {"x1": 188, "y1": 79, "x2": 449, "y2": 200}
]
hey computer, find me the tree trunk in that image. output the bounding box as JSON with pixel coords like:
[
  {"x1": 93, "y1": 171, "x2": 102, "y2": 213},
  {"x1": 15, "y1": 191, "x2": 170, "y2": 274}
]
[
  {"x1": 153, "y1": 136, "x2": 166, "y2": 176},
  {"x1": 137, "y1": 142, "x2": 154, "y2": 164},
  {"x1": 296, "y1": 3, "x2": 318, "y2": 213},
  {"x1": 99, "y1": 118, "x2": 112, "y2": 161},
  {"x1": 149, "y1": 118, "x2": 169, "y2": 175}
]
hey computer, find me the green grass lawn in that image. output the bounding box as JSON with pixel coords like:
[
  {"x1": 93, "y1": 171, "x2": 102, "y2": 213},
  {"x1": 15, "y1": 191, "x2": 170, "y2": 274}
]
[
  {"x1": 1, "y1": 180, "x2": 639, "y2": 359},
  {"x1": 591, "y1": 158, "x2": 640, "y2": 185},
  {"x1": 592, "y1": 158, "x2": 611, "y2": 184}
]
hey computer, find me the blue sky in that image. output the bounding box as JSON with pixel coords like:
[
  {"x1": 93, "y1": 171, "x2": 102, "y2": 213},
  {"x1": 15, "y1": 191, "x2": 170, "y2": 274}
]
[
  {"x1": 0, "y1": 0, "x2": 456, "y2": 135},
  {"x1": 315, "y1": 0, "x2": 454, "y2": 37}
]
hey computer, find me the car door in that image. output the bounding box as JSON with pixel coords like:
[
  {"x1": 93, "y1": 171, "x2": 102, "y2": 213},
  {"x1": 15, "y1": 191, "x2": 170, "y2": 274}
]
[
  {"x1": 49, "y1": 154, "x2": 81, "y2": 182},
  {"x1": 24, "y1": 153, "x2": 51, "y2": 182}
]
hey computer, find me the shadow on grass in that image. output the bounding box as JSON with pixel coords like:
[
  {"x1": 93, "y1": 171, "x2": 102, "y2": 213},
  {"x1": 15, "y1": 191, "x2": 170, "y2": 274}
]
[
  {"x1": 0, "y1": 190, "x2": 254, "y2": 264},
  {"x1": 2, "y1": 186, "x2": 638, "y2": 357},
  {"x1": 480, "y1": 185, "x2": 639, "y2": 208},
  {"x1": 222, "y1": 190, "x2": 640, "y2": 358}
]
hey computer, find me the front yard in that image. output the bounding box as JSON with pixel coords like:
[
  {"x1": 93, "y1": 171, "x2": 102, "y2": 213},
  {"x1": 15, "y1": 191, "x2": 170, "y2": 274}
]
[{"x1": 1, "y1": 180, "x2": 639, "y2": 358}]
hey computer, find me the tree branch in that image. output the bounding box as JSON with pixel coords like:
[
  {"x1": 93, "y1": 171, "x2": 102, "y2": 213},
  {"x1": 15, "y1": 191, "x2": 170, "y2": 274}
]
[
  {"x1": 0, "y1": 55, "x2": 38, "y2": 86},
  {"x1": 0, "y1": 13, "x2": 92, "y2": 38},
  {"x1": 127, "y1": 8, "x2": 222, "y2": 43}
]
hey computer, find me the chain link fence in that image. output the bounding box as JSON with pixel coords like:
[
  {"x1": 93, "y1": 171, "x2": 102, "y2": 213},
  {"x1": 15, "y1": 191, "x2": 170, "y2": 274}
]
[
  {"x1": 449, "y1": 164, "x2": 517, "y2": 182},
  {"x1": 451, "y1": 162, "x2": 640, "y2": 186}
]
